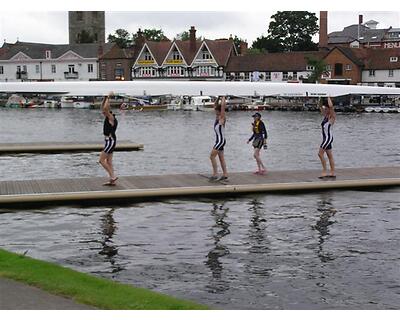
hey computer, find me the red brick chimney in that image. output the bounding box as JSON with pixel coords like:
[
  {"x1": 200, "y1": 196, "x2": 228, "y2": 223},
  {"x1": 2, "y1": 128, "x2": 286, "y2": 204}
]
[
  {"x1": 240, "y1": 41, "x2": 248, "y2": 55},
  {"x1": 359, "y1": 14, "x2": 363, "y2": 25},
  {"x1": 319, "y1": 11, "x2": 328, "y2": 49},
  {"x1": 135, "y1": 28, "x2": 145, "y2": 48},
  {"x1": 190, "y1": 26, "x2": 196, "y2": 52}
]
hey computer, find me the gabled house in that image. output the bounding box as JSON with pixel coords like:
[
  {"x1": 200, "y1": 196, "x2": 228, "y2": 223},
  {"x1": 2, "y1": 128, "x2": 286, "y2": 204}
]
[{"x1": 0, "y1": 41, "x2": 112, "y2": 82}]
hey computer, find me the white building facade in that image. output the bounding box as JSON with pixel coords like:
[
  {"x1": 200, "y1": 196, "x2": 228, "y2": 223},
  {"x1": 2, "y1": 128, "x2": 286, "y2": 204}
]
[{"x1": 0, "y1": 42, "x2": 107, "y2": 82}]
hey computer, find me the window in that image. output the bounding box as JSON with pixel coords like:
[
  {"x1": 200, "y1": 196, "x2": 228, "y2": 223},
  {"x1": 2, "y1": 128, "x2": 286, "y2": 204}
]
[
  {"x1": 144, "y1": 51, "x2": 153, "y2": 61},
  {"x1": 265, "y1": 72, "x2": 271, "y2": 81},
  {"x1": 282, "y1": 72, "x2": 288, "y2": 81},
  {"x1": 244, "y1": 72, "x2": 250, "y2": 81},
  {"x1": 369, "y1": 70, "x2": 375, "y2": 77},
  {"x1": 140, "y1": 67, "x2": 155, "y2": 77},
  {"x1": 51, "y1": 65, "x2": 56, "y2": 73},
  {"x1": 306, "y1": 65, "x2": 315, "y2": 71},
  {"x1": 234, "y1": 72, "x2": 240, "y2": 81},
  {"x1": 172, "y1": 51, "x2": 181, "y2": 60},
  {"x1": 17, "y1": 66, "x2": 21, "y2": 72},
  {"x1": 345, "y1": 64, "x2": 352, "y2": 71},
  {"x1": 334, "y1": 63, "x2": 343, "y2": 76},
  {"x1": 76, "y1": 11, "x2": 83, "y2": 21},
  {"x1": 45, "y1": 50, "x2": 51, "y2": 59},
  {"x1": 389, "y1": 70, "x2": 394, "y2": 77},
  {"x1": 326, "y1": 65, "x2": 332, "y2": 71},
  {"x1": 292, "y1": 72, "x2": 298, "y2": 80},
  {"x1": 167, "y1": 66, "x2": 184, "y2": 77},
  {"x1": 390, "y1": 57, "x2": 398, "y2": 62},
  {"x1": 35, "y1": 65, "x2": 40, "y2": 73},
  {"x1": 114, "y1": 67, "x2": 124, "y2": 80},
  {"x1": 202, "y1": 50, "x2": 211, "y2": 60},
  {"x1": 22, "y1": 65, "x2": 27, "y2": 73},
  {"x1": 68, "y1": 65, "x2": 75, "y2": 73},
  {"x1": 88, "y1": 64, "x2": 94, "y2": 73},
  {"x1": 0, "y1": 66, "x2": 3, "y2": 74}
]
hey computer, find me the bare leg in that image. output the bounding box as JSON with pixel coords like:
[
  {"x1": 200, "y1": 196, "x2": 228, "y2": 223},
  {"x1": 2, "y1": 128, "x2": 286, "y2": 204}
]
[
  {"x1": 99, "y1": 151, "x2": 113, "y2": 178},
  {"x1": 107, "y1": 153, "x2": 116, "y2": 180},
  {"x1": 210, "y1": 149, "x2": 219, "y2": 176},
  {"x1": 326, "y1": 150, "x2": 335, "y2": 176},
  {"x1": 318, "y1": 148, "x2": 328, "y2": 177},
  {"x1": 218, "y1": 151, "x2": 228, "y2": 177},
  {"x1": 254, "y1": 149, "x2": 265, "y2": 171}
]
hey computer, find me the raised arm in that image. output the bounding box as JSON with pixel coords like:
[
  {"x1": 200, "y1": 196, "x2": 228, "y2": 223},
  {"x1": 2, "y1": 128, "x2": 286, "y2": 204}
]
[
  {"x1": 327, "y1": 97, "x2": 336, "y2": 123},
  {"x1": 220, "y1": 96, "x2": 226, "y2": 122},
  {"x1": 102, "y1": 92, "x2": 114, "y2": 124},
  {"x1": 318, "y1": 97, "x2": 324, "y2": 115}
]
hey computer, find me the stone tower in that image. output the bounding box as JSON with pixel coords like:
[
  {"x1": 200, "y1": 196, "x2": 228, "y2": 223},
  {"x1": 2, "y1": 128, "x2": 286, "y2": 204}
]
[{"x1": 68, "y1": 11, "x2": 105, "y2": 44}]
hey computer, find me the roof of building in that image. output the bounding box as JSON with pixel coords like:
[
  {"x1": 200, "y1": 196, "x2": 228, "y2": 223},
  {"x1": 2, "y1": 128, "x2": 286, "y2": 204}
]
[
  {"x1": 0, "y1": 41, "x2": 113, "y2": 60},
  {"x1": 145, "y1": 40, "x2": 173, "y2": 65},
  {"x1": 225, "y1": 51, "x2": 326, "y2": 72},
  {"x1": 174, "y1": 40, "x2": 202, "y2": 65},
  {"x1": 363, "y1": 48, "x2": 400, "y2": 70},
  {"x1": 204, "y1": 39, "x2": 235, "y2": 66},
  {"x1": 328, "y1": 24, "x2": 388, "y2": 44},
  {"x1": 99, "y1": 43, "x2": 137, "y2": 61},
  {"x1": 329, "y1": 46, "x2": 368, "y2": 66}
]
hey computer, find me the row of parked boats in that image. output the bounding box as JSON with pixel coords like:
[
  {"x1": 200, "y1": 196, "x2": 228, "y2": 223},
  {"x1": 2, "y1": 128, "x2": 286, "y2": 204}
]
[{"x1": 1, "y1": 94, "x2": 399, "y2": 113}]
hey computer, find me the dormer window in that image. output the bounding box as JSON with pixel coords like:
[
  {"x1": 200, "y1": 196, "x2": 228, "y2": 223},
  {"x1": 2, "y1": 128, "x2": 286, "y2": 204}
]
[
  {"x1": 144, "y1": 51, "x2": 152, "y2": 61},
  {"x1": 45, "y1": 50, "x2": 51, "y2": 59},
  {"x1": 390, "y1": 57, "x2": 398, "y2": 62},
  {"x1": 172, "y1": 51, "x2": 181, "y2": 60},
  {"x1": 202, "y1": 50, "x2": 211, "y2": 60}
]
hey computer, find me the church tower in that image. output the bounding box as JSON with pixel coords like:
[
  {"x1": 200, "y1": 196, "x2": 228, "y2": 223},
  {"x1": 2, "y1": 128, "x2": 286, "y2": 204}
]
[{"x1": 68, "y1": 11, "x2": 105, "y2": 44}]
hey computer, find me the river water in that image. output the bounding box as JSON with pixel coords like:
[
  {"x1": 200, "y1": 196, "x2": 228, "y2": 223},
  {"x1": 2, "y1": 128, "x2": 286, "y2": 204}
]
[{"x1": 0, "y1": 108, "x2": 399, "y2": 309}]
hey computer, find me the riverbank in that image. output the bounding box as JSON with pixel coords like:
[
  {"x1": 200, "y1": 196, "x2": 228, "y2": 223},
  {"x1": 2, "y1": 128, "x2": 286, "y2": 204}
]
[{"x1": 0, "y1": 249, "x2": 208, "y2": 310}]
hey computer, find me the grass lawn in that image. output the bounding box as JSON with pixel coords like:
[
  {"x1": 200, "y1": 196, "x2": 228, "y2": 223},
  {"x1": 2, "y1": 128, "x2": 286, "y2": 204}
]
[{"x1": 0, "y1": 248, "x2": 208, "y2": 310}]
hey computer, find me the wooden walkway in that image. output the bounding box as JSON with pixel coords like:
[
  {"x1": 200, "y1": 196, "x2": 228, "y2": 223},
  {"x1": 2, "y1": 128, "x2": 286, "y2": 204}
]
[
  {"x1": 0, "y1": 166, "x2": 399, "y2": 207},
  {"x1": 0, "y1": 141, "x2": 144, "y2": 154}
]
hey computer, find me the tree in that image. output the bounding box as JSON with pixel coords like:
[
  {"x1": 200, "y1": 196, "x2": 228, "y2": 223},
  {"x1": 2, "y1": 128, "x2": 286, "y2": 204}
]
[
  {"x1": 305, "y1": 56, "x2": 329, "y2": 83},
  {"x1": 253, "y1": 11, "x2": 319, "y2": 52},
  {"x1": 251, "y1": 36, "x2": 283, "y2": 53},
  {"x1": 77, "y1": 30, "x2": 95, "y2": 44},
  {"x1": 107, "y1": 29, "x2": 132, "y2": 48},
  {"x1": 132, "y1": 28, "x2": 168, "y2": 42},
  {"x1": 176, "y1": 31, "x2": 202, "y2": 41}
]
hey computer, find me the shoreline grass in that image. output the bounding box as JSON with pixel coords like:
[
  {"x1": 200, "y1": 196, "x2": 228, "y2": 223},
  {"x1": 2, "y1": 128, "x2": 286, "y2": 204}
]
[{"x1": 0, "y1": 248, "x2": 208, "y2": 310}]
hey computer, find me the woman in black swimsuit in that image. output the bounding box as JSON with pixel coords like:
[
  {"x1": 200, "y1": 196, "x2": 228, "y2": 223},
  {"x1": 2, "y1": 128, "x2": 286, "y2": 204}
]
[{"x1": 99, "y1": 92, "x2": 118, "y2": 186}]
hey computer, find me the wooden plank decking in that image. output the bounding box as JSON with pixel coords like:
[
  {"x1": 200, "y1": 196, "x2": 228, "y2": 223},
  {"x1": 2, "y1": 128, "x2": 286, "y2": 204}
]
[
  {"x1": 0, "y1": 166, "x2": 399, "y2": 207},
  {"x1": 0, "y1": 140, "x2": 144, "y2": 154}
]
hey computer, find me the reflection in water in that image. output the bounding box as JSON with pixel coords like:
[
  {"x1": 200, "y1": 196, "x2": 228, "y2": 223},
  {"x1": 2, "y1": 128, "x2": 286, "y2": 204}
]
[
  {"x1": 205, "y1": 202, "x2": 231, "y2": 293},
  {"x1": 313, "y1": 195, "x2": 337, "y2": 263},
  {"x1": 98, "y1": 208, "x2": 125, "y2": 274},
  {"x1": 246, "y1": 198, "x2": 272, "y2": 277}
]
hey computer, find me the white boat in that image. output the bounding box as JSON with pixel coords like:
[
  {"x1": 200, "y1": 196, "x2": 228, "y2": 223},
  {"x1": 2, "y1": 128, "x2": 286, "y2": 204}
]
[
  {"x1": 43, "y1": 100, "x2": 59, "y2": 108},
  {"x1": 184, "y1": 96, "x2": 214, "y2": 111},
  {"x1": 60, "y1": 97, "x2": 74, "y2": 108},
  {"x1": 73, "y1": 101, "x2": 92, "y2": 109},
  {"x1": 167, "y1": 97, "x2": 182, "y2": 110}
]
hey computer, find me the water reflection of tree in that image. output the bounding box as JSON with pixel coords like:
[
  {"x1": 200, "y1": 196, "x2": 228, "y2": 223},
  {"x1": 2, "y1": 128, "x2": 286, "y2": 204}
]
[
  {"x1": 99, "y1": 208, "x2": 125, "y2": 274},
  {"x1": 313, "y1": 195, "x2": 337, "y2": 263},
  {"x1": 246, "y1": 198, "x2": 272, "y2": 277},
  {"x1": 205, "y1": 202, "x2": 231, "y2": 293}
]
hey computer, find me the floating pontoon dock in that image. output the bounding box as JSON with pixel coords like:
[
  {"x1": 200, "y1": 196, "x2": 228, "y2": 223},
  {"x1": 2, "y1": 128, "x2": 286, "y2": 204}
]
[
  {"x1": 0, "y1": 141, "x2": 143, "y2": 154},
  {"x1": 0, "y1": 167, "x2": 398, "y2": 207}
]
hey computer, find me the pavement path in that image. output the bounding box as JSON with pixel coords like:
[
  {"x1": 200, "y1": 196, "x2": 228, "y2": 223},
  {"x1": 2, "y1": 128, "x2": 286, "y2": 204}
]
[{"x1": 0, "y1": 277, "x2": 95, "y2": 310}]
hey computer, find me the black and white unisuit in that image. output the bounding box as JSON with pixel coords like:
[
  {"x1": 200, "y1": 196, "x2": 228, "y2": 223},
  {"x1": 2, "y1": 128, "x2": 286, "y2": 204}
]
[
  {"x1": 103, "y1": 113, "x2": 118, "y2": 154},
  {"x1": 320, "y1": 116, "x2": 333, "y2": 150},
  {"x1": 213, "y1": 118, "x2": 226, "y2": 151}
]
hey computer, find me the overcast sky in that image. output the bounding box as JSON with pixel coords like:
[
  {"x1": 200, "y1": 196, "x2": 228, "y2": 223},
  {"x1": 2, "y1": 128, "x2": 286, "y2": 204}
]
[{"x1": 0, "y1": 11, "x2": 399, "y2": 45}]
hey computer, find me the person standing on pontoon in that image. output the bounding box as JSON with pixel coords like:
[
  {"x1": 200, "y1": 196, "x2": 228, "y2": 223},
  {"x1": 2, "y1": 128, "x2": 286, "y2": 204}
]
[
  {"x1": 318, "y1": 97, "x2": 336, "y2": 179},
  {"x1": 247, "y1": 112, "x2": 268, "y2": 174},
  {"x1": 209, "y1": 96, "x2": 228, "y2": 181},
  {"x1": 99, "y1": 92, "x2": 118, "y2": 186}
]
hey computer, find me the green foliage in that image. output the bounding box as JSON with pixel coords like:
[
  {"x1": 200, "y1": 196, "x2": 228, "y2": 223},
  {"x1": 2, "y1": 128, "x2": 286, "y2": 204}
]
[
  {"x1": 305, "y1": 56, "x2": 329, "y2": 83},
  {"x1": 176, "y1": 31, "x2": 190, "y2": 41},
  {"x1": 133, "y1": 28, "x2": 168, "y2": 42},
  {"x1": 0, "y1": 249, "x2": 208, "y2": 310},
  {"x1": 252, "y1": 11, "x2": 319, "y2": 52},
  {"x1": 107, "y1": 29, "x2": 132, "y2": 48}
]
